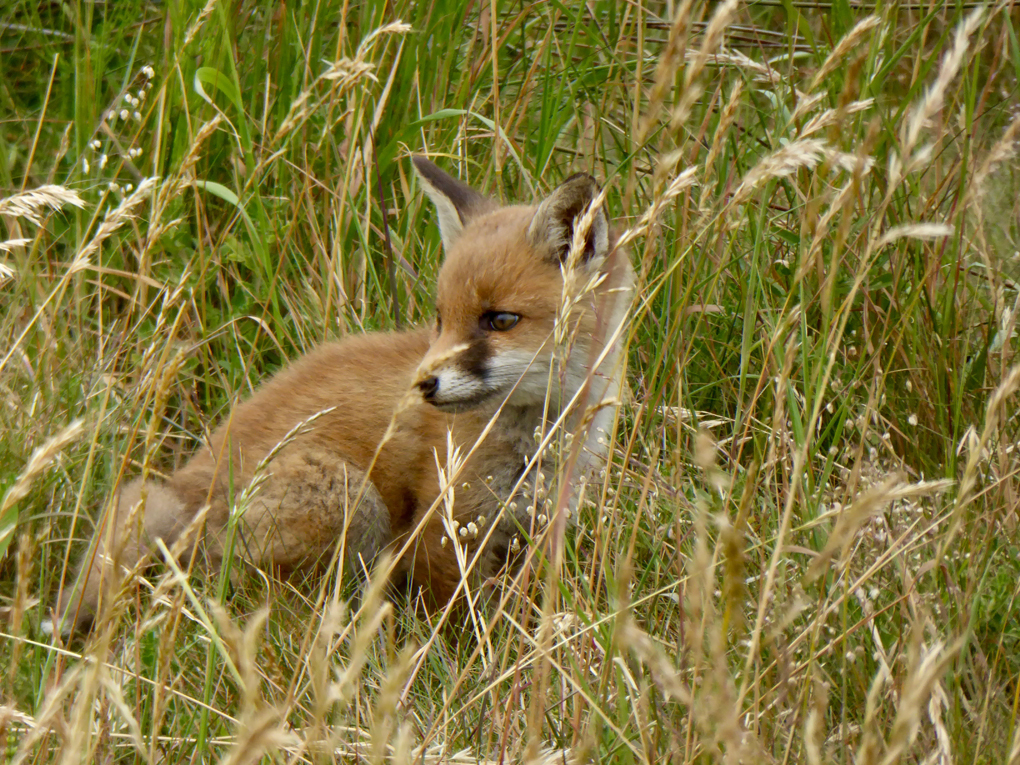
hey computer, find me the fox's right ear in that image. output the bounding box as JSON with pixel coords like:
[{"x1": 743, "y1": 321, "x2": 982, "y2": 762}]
[{"x1": 412, "y1": 156, "x2": 493, "y2": 252}]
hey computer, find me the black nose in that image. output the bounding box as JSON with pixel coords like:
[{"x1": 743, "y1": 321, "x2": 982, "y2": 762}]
[{"x1": 417, "y1": 376, "x2": 439, "y2": 399}]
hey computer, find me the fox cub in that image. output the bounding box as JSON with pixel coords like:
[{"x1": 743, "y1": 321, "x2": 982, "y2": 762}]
[{"x1": 49, "y1": 156, "x2": 633, "y2": 634}]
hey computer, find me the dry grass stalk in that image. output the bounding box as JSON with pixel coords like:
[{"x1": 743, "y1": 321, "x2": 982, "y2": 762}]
[
  {"x1": 900, "y1": 8, "x2": 984, "y2": 170},
  {"x1": 803, "y1": 171, "x2": 869, "y2": 280},
  {"x1": 72, "y1": 176, "x2": 158, "y2": 273},
  {"x1": 790, "y1": 91, "x2": 827, "y2": 124},
  {"x1": 638, "y1": 0, "x2": 693, "y2": 142},
  {"x1": 0, "y1": 185, "x2": 85, "y2": 225},
  {"x1": 969, "y1": 112, "x2": 1020, "y2": 202},
  {"x1": 699, "y1": 80, "x2": 743, "y2": 209},
  {"x1": 683, "y1": 431, "x2": 718, "y2": 666},
  {"x1": 876, "y1": 223, "x2": 955, "y2": 249},
  {"x1": 729, "y1": 138, "x2": 827, "y2": 209},
  {"x1": 8, "y1": 664, "x2": 86, "y2": 765},
  {"x1": 181, "y1": 0, "x2": 219, "y2": 47},
  {"x1": 368, "y1": 645, "x2": 417, "y2": 765},
  {"x1": 1009, "y1": 724, "x2": 1020, "y2": 765},
  {"x1": 273, "y1": 21, "x2": 411, "y2": 142},
  {"x1": 327, "y1": 568, "x2": 393, "y2": 706},
  {"x1": 855, "y1": 665, "x2": 890, "y2": 765},
  {"x1": 879, "y1": 637, "x2": 963, "y2": 765},
  {"x1": 952, "y1": 362, "x2": 1020, "y2": 528},
  {"x1": 206, "y1": 606, "x2": 299, "y2": 765},
  {"x1": 622, "y1": 612, "x2": 767, "y2": 762},
  {"x1": 0, "y1": 419, "x2": 85, "y2": 556},
  {"x1": 356, "y1": 19, "x2": 413, "y2": 54},
  {"x1": 802, "y1": 475, "x2": 952, "y2": 585},
  {"x1": 219, "y1": 709, "x2": 296, "y2": 765},
  {"x1": 435, "y1": 431, "x2": 472, "y2": 579},
  {"x1": 689, "y1": 47, "x2": 784, "y2": 88},
  {"x1": 0, "y1": 704, "x2": 36, "y2": 729},
  {"x1": 799, "y1": 98, "x2": 874, "y2": 137},
  {"x1": 302, "y1": 601, "x2": 350, "y2": 733},
  {"x1": 928, "y1": 682, "x2": 952, "y2": 765},
  {"x1": 618, "y1": 618, "x2": 693, "y2": 704},
  {"x1": 98, "y1": 673, "x2": 147, "y2": 758},
  {"x1": 0, "y1": 258, "x2": 16, "y2": 284},
  {"x1": 172, "y1": 114, "x2": 224, "y2": 184},
  {"x1": 616, "y1": 166, "x2": 698, "y2": 252},
  {"x1": 803, "y1": 675, "x2": 828, "y2": 765},
  {"x1": 6, "y1": 535, "x2": 35, "y2": 637},
  {"x1": 671, "y1": 0, "x2": 739, "y2": 128},
  {"x1": 0, "y1": 238, "x2": 31, "y2": 253},
  {"x1": 809, "y1": 16, "x2": 881, "y2": 92}
]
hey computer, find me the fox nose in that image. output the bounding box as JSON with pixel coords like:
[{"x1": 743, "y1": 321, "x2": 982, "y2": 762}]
[{"x1": 417, "y1": 375, "x2": 439, "y2": 400}]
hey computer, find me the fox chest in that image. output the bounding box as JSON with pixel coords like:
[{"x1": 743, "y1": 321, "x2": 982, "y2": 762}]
[
  {"x1": 453, "y1": 405, "x2": 550, "y2": 527},
  {"x1": 385, "y1": 405, "x2": 549, "y2": 538}
]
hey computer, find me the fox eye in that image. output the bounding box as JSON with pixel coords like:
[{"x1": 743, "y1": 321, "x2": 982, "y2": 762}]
[
  {"x1": 435, "y1": 315, "x2": 442, "y2": 332},
  {"x1": 483, "y1": 312, "x2": 520, "y2": 332}
]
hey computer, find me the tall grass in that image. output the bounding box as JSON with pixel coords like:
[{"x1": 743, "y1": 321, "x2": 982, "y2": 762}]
[{"x1": 2, "y1": 0, "x2": 1019, "y2": 762}]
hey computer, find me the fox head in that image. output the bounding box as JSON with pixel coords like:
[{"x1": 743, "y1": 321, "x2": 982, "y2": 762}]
[{"x1": 411, "y1": 156, "x2": 632, "y2": 414}]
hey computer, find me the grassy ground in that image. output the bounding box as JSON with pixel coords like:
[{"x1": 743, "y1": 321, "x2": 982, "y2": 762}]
[{"x1": 2, "y1": 0, "x2": 1019, "y2": 762}]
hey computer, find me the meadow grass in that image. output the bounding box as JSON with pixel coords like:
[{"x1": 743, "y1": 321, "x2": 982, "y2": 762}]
[{"x1": 1, "y1": 0, "x2": 1019, "y2": 762}]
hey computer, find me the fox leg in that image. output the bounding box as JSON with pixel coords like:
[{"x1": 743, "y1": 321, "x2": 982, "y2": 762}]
[
  {"x1": 404, "y1": 517, "x2": 508, "y2": 609},
  {"x1": 49, "y1": 477, "x2": 190, "y2": 636},
  {"x1": 222, "y1": 450, "x2": 391, "y2": 580},
  {"x1": 49, "y1": 451, "x2": 389, "y2": 636},
  {"x1": 404, "y1": 485, "x2": 524, "y2": 609}
]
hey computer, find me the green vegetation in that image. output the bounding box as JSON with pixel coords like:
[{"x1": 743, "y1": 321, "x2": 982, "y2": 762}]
[{"x1": 2, "y1": 0, "x2": 1019, "y2": 761}]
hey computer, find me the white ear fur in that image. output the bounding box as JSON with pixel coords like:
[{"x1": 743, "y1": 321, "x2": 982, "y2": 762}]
[
  {"x1": 528, "y1": 173, "x2": 609, "y2": 267},
  {"x1": 412, "y1": 156, "x2": 492, "y2": 252}
]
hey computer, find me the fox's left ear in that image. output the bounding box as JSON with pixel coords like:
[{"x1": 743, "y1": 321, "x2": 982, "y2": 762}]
[
  {"x1": 528, "y1": 173, "x2": 610, "y2": 268},
  {"x1": 412, "y1": 156, "x2": 494, "y2": 252}
]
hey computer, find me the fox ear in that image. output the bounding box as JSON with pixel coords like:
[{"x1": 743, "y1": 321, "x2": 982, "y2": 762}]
[
  {"x1": 528, "y1": 173, "x2": 609, "y2": 267},
  {"x1": 412, "y1": 156, "x2": 493, "y2": 251}
]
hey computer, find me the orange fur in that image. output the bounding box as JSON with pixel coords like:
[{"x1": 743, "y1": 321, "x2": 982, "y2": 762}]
[{"x1": 49, "y1": 158, "x2": 633, "y2": 634}]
